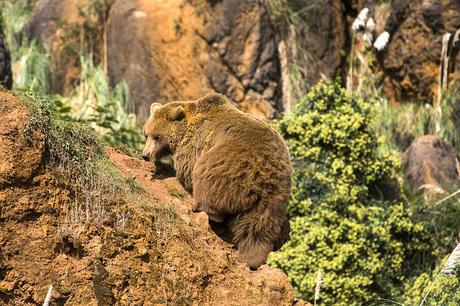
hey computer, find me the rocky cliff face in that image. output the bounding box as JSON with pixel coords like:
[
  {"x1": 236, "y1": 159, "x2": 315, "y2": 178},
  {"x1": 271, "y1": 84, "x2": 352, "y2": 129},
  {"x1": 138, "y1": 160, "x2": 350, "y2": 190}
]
[
  {"x1": 381, "y1": 0, "x2": 460, "y2": 104},
  {"x1": 26, "y1": 0, "x2": 281, "y2": 120},
  {"x1": 267, "y1": 0, "x2": 350, "y2": 112},
  {"x1": 271, "y1": 0, "x2": 460, "y2": 105},
  {"x1": 0, "y1": 91, "x2": 306, "y2": 305},
  {"x1": 267, "y1": 0, "x2": 387, "y2": 111},
  {"x1": 25, "y1": 0, "x2": 458, "y2": 116}
]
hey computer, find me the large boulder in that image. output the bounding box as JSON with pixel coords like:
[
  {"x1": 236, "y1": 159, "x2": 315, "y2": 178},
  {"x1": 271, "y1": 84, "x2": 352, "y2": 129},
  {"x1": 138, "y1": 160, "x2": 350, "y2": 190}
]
[
  {"x1": 106, "y1": 0, "x2": 160, "y2": 120},
  {"x1": 403, "y1": 135, "x2": 460, "y2": 196},
  {"x1": 381, "y1": 0, "x2": 460, "y2": 104}
]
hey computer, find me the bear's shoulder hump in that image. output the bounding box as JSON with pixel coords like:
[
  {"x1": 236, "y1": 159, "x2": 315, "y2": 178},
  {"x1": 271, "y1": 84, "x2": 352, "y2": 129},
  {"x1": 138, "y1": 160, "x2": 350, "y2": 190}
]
[{"x1": 198, "y1": 94, "x2": 229, "y2": 107}]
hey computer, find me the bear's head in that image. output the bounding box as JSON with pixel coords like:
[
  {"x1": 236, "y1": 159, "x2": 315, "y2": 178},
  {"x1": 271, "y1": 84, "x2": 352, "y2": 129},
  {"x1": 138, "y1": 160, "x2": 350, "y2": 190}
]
[
  {"x1": 141, "y1": 94, "x2": 229, "y2": 162},
  {"x1": 141, "y1": 102, "x2": 187, "y2": 162}
]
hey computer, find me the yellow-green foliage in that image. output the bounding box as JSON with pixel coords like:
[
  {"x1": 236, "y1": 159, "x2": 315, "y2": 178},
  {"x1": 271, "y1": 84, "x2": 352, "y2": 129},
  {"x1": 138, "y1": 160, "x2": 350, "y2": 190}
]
[
  {"x1": 268, "y1": 81, "x2": 431, "y2": 305},
  {"x1": 405, "y1": 260, "x2": 460, "y2": 305},
  {"x1": 402, "y1": 195, "x2": 460, "y2": 305}
]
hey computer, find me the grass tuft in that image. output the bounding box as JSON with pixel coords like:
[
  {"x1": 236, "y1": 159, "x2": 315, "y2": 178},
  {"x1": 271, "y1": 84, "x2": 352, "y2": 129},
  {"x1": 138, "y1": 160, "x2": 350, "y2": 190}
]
[{"x1": 20, "y1": 90, "x2": 135, "y2": 229}]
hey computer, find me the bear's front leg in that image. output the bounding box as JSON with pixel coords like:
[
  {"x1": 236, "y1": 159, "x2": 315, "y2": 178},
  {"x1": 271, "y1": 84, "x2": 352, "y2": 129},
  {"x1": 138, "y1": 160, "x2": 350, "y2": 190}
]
[
  {"x1": 191, "y1": 200, "x2": 203, "y2": 213},
  {"x1": 192, "y1": 200, "x2": 225, "y2": 222}
]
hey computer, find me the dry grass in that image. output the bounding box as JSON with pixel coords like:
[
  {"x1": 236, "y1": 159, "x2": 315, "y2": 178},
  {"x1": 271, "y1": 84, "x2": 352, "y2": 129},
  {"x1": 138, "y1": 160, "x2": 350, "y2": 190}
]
[
  {"x1": 314, "y1": 270, "x2": 323, "y2": 306},
  {"x1": 42, "y1": 284, "x2": 53, "y2": 306},
  {"x1": 441, "y1": 242, "x2": 460, "y2": 275}
]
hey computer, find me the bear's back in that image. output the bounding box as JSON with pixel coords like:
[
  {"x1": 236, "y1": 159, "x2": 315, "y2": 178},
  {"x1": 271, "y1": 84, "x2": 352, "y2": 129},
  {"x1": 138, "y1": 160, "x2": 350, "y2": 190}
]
[
  {"x1": 199, "y1": 102, "x2": 288, "y2": 155},
  {"x1": 192, "y1": 101, "x2": 292, "y2": 192}
]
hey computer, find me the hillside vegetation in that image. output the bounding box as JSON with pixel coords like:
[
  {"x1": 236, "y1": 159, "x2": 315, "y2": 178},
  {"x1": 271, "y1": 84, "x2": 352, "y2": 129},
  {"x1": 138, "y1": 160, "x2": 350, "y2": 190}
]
[{"x1": 0, "y1": 90, "x2": 303, "y2": 305}]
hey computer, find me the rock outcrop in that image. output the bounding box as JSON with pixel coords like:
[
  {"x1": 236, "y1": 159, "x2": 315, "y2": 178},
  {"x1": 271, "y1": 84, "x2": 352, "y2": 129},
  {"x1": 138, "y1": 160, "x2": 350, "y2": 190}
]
[
  {"x1": 403, "y1": 135, "x2": 460, "y2": 197},
  {"x1": 270, "y1": 0, "x2": 460, "y2": 105},
  {"x1": 268, "y1": 0, "x2": 349, "y2": 109},
  {"x1": 293, "y1": 0, "x2": 348, "y2": 88}
]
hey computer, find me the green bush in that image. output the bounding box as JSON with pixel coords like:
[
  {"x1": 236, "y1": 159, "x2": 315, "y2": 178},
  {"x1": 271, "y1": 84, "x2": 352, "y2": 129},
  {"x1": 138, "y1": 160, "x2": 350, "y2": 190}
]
[{"x1": 268, "y1": 81, "x2": 431, "y2": 305}]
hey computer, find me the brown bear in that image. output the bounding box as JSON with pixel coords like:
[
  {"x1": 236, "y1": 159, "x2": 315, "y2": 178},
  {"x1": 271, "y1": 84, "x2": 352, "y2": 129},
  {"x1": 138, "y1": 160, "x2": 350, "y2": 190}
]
[{"x1": 141, "y1": 94, "x2": 292, "y2": 269}]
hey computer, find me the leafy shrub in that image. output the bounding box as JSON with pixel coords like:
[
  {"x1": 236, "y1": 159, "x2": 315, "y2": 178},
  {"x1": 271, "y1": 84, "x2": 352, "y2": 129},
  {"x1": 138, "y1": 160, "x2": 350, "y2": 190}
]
[{"x1": 268, "y1": 81, "x2": 431, "y2": 305}]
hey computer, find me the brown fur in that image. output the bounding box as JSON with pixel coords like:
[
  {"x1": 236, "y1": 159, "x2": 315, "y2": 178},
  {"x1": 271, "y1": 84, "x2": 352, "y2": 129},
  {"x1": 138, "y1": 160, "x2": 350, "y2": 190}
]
[{"x1": 142, "y1": 94, "x2": 292, "y2": 269}]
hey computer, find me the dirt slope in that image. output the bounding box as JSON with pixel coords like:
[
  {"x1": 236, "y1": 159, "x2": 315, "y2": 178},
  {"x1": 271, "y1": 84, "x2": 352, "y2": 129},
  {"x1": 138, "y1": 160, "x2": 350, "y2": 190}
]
[{"x1": 0, "y1": 91, "x2": 306, "y2": 305}]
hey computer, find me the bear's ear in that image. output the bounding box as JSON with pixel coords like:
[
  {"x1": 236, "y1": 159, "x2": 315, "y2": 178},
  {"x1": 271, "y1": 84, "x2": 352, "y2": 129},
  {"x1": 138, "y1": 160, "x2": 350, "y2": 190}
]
[
  {"x1": 199, "y1": 94, "x2": 228, "y2": 106},
  {"x1": 167, "y1": 106, "x2": 185, "y2": 121},
  {"x1": 150, "y1": 102, "x2": 162, "y2": 116}
]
